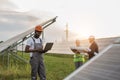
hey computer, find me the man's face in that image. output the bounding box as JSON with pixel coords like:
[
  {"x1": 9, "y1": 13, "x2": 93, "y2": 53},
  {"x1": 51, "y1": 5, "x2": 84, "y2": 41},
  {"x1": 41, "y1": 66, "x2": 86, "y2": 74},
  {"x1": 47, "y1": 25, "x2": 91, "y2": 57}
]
[
  {"x1": 34, "y1": 30, "x2": 42, "y2": 38},
  {"x1": 76, "y1": 40, "x2": 80, "y2": 46},
  {"x1": 89, "y1": 38, "x2": 94, "y2": 43}
]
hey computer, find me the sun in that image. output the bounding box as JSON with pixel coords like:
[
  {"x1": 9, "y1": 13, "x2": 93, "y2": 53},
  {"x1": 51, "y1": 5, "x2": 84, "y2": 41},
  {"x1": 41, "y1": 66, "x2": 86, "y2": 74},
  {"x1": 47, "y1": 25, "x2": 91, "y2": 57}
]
[{"x1": 72, "y1": 27, "x2": 94, "y2": 40}]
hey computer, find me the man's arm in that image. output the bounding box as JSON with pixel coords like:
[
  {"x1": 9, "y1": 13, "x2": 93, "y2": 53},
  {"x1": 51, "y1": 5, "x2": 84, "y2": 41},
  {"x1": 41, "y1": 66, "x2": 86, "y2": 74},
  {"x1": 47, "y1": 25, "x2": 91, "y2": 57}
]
[
  {"x1": 25, "y1": 45, "x2": 47, "y2": 53},
  {"x1": 71, "y1": 49, "x2": 80, "y2": 54}
]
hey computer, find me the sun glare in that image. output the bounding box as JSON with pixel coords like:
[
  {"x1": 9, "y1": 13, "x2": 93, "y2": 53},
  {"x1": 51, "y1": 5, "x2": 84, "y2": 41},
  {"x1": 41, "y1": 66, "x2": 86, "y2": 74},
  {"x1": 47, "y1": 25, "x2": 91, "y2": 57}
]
[{"x1": 72, "y1": 27, "x2": 94, "y2": 39}]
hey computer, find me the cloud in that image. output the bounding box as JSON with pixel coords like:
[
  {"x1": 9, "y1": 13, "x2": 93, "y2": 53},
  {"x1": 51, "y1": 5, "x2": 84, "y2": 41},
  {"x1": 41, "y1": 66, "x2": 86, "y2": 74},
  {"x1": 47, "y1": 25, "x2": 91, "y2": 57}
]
[
  {"x1": 0, "y1": 11, "x2": 39, "y2": 41},
  {"x1": 0, "y1": 0, "x2": 18, "y2": 11},
  {"x1": 0, "y1": 9, "x2": 79, "y2": 42}
]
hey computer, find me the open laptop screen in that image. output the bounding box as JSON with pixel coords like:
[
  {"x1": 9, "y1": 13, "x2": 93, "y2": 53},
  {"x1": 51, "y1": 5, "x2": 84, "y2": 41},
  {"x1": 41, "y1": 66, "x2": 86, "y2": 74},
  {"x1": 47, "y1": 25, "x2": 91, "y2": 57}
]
[{"x1": 44, "y1": 43, "x2": 53, "y2": 51}]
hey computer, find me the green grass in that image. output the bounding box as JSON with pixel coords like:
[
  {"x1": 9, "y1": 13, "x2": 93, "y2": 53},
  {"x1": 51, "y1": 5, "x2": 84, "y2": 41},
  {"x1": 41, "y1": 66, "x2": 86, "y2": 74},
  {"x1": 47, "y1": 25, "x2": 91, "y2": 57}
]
[{"x1": 0, "y1": 53, "x2": 74, "y2": 80}]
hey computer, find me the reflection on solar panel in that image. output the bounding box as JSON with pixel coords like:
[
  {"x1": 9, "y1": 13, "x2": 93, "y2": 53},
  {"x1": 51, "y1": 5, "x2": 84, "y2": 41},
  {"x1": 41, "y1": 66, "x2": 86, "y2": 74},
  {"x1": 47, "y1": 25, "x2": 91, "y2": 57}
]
[{"x1": 64, "y1": 41, "x2": 120, "y2": 80}]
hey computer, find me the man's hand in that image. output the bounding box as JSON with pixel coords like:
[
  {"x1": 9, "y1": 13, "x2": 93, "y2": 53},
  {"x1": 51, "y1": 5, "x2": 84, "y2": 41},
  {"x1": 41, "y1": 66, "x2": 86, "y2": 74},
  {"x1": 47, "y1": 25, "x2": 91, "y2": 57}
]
[{"x1": 71, "y1": 49, "x2": 80, "y2": 54}]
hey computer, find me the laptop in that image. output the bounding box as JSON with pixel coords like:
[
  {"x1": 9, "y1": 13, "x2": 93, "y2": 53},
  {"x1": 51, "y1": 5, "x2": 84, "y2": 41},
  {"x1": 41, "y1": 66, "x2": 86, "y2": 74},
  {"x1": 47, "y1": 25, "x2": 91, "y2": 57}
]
[{"x1": 44, "y1": 43, "x2": 53, "y2": 51}]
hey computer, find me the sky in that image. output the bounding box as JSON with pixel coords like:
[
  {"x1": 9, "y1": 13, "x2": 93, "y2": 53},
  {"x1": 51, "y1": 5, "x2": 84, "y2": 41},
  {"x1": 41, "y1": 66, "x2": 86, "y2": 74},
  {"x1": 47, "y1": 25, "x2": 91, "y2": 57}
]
[{"x1": 0, "y1": 0, "x2": 120, "y2": 41}]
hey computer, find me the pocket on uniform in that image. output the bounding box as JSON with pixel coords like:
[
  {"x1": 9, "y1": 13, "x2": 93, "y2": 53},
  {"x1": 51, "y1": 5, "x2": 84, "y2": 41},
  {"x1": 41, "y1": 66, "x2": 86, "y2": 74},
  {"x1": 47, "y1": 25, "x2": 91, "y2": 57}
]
[
  {"x1": 30, "y1": 57, "x2": 33, "y2": 64},
  {"x1": 30, "y1": 57, "x2": 33, "y2": 59}
]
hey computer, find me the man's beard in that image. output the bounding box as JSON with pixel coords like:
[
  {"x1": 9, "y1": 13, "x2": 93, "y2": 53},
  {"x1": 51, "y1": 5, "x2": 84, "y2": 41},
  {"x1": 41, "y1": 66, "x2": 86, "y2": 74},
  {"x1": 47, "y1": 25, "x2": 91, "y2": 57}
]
[{"x1": 34, "y1": 34, "x2": 40, "y2": 38}]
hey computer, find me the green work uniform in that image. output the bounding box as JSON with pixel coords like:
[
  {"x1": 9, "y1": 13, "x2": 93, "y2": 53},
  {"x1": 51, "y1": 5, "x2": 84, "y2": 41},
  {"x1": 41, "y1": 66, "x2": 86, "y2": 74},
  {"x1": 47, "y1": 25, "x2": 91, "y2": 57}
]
[{"x1": 74, "y1": 53, "x2": 85, "y2": 62}]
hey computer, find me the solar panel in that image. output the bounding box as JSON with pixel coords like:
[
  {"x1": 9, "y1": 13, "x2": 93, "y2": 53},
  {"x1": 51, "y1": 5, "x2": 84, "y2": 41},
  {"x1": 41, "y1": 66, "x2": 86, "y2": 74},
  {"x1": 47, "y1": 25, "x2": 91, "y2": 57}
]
[
  {"x1": 64, "y1": 43, "x2": 120, "y2": 80},
  {"x1": 0, "y1": 17, "x2": 57, "y2": 53}
]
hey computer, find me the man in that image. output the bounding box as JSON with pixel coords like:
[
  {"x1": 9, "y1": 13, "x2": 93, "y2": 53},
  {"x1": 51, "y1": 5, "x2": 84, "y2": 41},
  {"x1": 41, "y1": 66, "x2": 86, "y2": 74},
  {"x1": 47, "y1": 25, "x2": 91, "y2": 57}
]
[
  {"x1": 87, "y1": 36, "x2": 99, "y2": 59},
  {"x1": 25, "y1": 25, "x2": 48, "y2": 80},
  {"x1": 71, "y1": 39, "x2": 85, "y2": 69}
]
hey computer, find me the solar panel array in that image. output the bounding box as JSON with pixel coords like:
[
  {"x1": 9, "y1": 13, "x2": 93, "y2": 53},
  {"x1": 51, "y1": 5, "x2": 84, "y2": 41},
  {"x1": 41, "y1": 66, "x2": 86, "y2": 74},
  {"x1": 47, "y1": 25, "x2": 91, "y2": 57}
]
[
  {"x1": 49, "y1": 37, "x2": 118, "y2": 54},
  {"x1": 64, "y1": 38, "x2": 120, "y2": 80}
]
